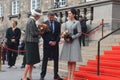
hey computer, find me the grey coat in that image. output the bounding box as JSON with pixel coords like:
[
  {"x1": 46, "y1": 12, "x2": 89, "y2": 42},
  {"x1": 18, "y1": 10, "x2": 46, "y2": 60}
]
[
  {"x1": 24, "y1": 17, "x2": 40, "y2": 43},
  {"x1": 60, "y1": 20, "x2": 82, "y2": 62}
]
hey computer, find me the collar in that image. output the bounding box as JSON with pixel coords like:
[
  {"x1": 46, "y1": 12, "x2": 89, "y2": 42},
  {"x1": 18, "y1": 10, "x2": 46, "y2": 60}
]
[{"x1": 30, "y1": 16, "x2": 36, "y2": 21}]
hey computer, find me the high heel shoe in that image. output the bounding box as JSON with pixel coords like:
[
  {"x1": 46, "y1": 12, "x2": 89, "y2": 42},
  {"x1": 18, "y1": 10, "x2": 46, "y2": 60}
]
[{"x1": 27, "y1": 77, "x2": 31, "y2": 80}]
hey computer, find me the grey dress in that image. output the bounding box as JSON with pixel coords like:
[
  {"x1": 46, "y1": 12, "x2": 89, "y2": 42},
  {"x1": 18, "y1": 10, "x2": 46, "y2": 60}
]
[{"x1": 60, "y1": 20, "x2": 82, "y2": 62}]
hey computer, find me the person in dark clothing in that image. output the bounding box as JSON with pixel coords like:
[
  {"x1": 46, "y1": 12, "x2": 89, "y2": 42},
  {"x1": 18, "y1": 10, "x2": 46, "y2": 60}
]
[
  {"x1": 40, "y1": 11, "x2": 63, "y2": 80},
  {"x1": 6, "y1": 20, "x2": 21, "y2": 68},
  {"x1": 79, "y1": 15, "x2": 88, "y2": 46}
]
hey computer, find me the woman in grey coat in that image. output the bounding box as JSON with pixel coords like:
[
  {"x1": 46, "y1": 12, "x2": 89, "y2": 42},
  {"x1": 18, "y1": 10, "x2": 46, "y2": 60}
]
[
  {"x1": 60, "y1": 8, "x2": 82, "y2": 80},
  {"x1": 21, "y1": 9, "x2": 42, "y2": 80}
]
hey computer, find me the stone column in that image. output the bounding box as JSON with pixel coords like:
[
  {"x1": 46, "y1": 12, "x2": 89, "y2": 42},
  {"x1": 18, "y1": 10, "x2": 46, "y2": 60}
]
[
  {"x1": 90, "y1": 7, "x2": 94, "y2": 24},
  {"x1": 62, "y1": 12, "x2": 66, "y2": 23},
  {"x1": 65, "y1": 11, "x2": 68, "y2": 21},
  {"x1": 76, "y1": 9, "x2": 80, "y2": 20},
  {"x1": 57, "y1": 12, "x2": 61, "y2": 22},
  {"x1": 59, "y1": 12, "x2": 63, "y2": 23},
  {"x1": 80, "y1": 8, "x2": 84, "y2": 17}
]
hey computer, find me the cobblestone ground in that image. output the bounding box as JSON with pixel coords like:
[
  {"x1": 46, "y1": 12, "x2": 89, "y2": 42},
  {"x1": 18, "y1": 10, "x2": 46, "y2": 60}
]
[
  {"x1": 0, "y1": 39, "x2": 64, "y2": 80},
  {"x1": 0, "y1": 55, "x2": 53, "y2": 80}
]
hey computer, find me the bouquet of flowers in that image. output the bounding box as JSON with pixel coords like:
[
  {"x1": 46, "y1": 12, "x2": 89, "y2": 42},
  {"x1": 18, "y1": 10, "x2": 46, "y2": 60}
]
[
  {"x1": 38, "y1": 23, "x2": 50, "y2": 34},
  {"x1": 61, "y1": 30, "x2": 73, "y2": 43}
]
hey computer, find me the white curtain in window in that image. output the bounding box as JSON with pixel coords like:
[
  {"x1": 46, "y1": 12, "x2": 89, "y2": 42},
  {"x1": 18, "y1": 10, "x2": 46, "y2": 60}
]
[
  {"x1": 12, "y1": 0, "x2": 19, "y2": 15},
  {"x1": 59, "y1": 0, "x2": 66, "y2": 7},
  {"x1": 31, "y1": 0, "x2": 40, "y2": 11},
  {"x1": 54, "y1": 0, "x2": 66, "y2": 7}
]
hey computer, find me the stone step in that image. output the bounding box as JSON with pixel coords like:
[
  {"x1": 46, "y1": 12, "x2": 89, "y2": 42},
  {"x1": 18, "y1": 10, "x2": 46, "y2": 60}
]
[
  {"x1": 46, "y1": 61, "x2": 87, "y2": 78},
  {"x1": 82, "y1": 46, "x2": 112, "y2": 50},
  {"x1": 89, "y1": 41, "x2": 119, "y2": 46}
]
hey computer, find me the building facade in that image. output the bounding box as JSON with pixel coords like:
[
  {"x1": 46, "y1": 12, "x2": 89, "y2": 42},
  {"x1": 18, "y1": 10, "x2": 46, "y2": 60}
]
[
  {"x1": 0, "y1": 0, "x2": 41, "y2": 37},
  {"x1": 41, "y1": 0, "x2": 120, "y2": 39},
  {"x1": 0, "y1": 0, "x2": 120, "y2": 40}
]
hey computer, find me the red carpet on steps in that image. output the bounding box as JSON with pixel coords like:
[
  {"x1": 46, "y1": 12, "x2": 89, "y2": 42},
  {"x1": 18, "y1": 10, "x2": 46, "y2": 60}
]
[
  {"x1": 112, "y1": 46, "x2": 120, "y2": 50},
  {"x1": 74, "y1": 71, "x2": 120, "y2": 80},
  {"x1": 79, "y1": 66, "x2": 120, "y2": 76},
  {"x1": 72, "y1": 45, "x2": 120, "y2": 80},
  {"x1": 87, "y1": 60, "x2": 120, "y2": 68}
]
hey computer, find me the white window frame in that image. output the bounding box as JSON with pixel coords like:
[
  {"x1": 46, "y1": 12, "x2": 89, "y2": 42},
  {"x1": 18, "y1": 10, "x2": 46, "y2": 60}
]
[
  {"x1": 59, "y1": 0, "x2": 66, "y2": 7},
  {"x1": 0, "y1": 4, "x2": 3, "y2": 17},
  {"x1": 12, "y1": 0, "x2": 19, "y2": 15},
  {"x1": 31, "y1": 0, "x2": 40, "y2": 11},
  {"x1": 54, "y1": 0, "x2": 66, "y2": 7}
]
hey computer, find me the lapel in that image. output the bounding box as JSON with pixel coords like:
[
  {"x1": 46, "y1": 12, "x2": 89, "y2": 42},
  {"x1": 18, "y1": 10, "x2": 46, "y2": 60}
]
[
  {"x1": 54, "y1": 21, "x2": 57, "y2": 31},
  {"x1": 45, "y1": 20, "x2": 54, "y2": 33}
]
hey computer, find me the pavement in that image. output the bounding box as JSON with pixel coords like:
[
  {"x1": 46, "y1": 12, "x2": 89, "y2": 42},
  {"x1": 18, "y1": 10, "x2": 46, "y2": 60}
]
[{"x1": 0, "y1": 55, "x2": 54, "y2": 80}]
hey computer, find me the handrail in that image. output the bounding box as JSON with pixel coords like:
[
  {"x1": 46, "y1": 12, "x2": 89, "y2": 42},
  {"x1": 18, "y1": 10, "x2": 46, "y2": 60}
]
[
  {"x1": 86, "y1": 25, "x2": 100, "y2": 34},
  {"x1": 97, "y1": 27, "x2": 120, "y2": 75},
  {"x1": 84, "y1": 23, "x2": 102, "y2": 46}
]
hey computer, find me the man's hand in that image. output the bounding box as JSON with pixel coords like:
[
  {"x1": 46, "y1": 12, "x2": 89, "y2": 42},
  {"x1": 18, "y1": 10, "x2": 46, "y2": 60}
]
[
  {"x1": 49, "y1": 41, "x2": 56, "y2": 46},
  {"x1": 11, "y1": 39, "x2": 16, "y2": 43}
]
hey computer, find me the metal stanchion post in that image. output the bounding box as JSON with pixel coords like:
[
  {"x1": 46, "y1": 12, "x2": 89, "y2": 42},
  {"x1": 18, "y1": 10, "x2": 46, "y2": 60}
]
[{"x1": 0, "y1": 44, "x2": 2, "y2": 71}]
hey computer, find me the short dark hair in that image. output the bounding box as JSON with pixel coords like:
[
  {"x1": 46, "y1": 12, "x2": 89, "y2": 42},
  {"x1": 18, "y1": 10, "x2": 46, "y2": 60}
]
[{"x1": 47, "y1": 11, "x2": 55, "y2": 16}]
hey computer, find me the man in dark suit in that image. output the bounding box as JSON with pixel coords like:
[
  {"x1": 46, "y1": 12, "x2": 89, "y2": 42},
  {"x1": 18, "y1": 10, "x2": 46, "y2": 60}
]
[
  {"x1": 79, "y1": 15, "x2": 88, "y2": 46},
  {"x1": 40, "y1": 11, "x2": 62, "y2": 80}
]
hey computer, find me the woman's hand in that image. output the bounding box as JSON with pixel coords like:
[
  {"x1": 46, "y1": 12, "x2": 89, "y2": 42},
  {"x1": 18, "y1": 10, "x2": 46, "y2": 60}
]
[{"x1": 64, "y1": 38, "x2": 71, "y2": 43}]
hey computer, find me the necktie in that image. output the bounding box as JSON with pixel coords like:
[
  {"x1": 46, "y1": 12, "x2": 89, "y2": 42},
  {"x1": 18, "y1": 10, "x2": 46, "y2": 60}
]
[{"x1": 50, "y1": 21, "x2": 54, "y2": 33}]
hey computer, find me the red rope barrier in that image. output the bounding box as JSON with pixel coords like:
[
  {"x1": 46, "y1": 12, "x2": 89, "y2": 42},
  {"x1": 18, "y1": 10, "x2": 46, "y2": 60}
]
[
  {"x1": 4, "y1": 47, "x2": 26, "y2": 53},
  {"x1": 1, "y1": 21, "x2": 103, "y2": 53}
]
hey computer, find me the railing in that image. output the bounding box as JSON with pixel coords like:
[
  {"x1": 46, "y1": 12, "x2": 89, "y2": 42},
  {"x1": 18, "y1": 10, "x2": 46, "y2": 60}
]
[
  {"x1": 0, "y1": 44, "x2": 2, "y2": 71},
  {"x1": 85, "y1": 20, "x2": 103, "y2": 46},
  {"x1": 97, "y1": 27, "x2": 120, "y2": 75}
]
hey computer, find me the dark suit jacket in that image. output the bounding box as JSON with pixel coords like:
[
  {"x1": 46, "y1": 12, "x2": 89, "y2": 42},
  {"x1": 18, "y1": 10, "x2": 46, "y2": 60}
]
[
  {"x1": 6, "y1": 27, "x2": 21, "y2": 47},
  {"x1": 42, "y1": 20, "x2": 61, "y2": 49}
]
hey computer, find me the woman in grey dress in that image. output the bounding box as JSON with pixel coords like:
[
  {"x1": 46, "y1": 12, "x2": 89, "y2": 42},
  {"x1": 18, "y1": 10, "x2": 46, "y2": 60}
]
[{"x1": 60, "y1": 8, "x2": 82, "y2": 80}]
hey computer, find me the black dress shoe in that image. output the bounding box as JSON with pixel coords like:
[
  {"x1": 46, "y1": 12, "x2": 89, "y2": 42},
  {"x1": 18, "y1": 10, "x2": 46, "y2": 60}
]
[
  {"x1": 21, "y1": 65, "x2": 25, "y2": 68},
  {"x1": 40, "y1": 77, "x2": 44, "y2": 80},
  {"x1": 54, "y1": 76, "x2": 63, "y2": 80}
]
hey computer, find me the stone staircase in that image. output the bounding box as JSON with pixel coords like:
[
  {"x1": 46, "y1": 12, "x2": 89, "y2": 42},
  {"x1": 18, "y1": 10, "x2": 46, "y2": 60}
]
[{"x1": 39, "y1": 34, "x2": 120, "y2": 78}]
